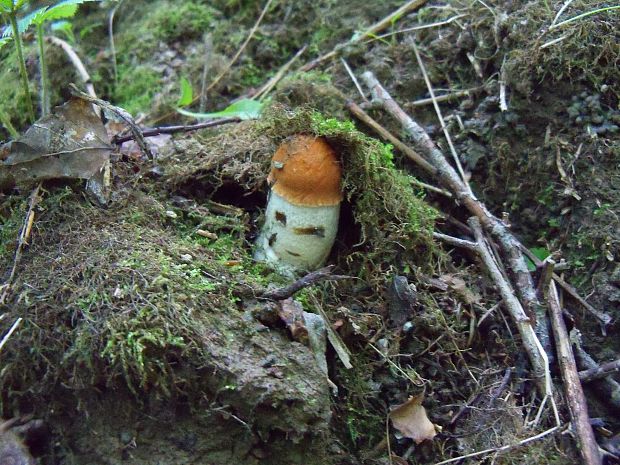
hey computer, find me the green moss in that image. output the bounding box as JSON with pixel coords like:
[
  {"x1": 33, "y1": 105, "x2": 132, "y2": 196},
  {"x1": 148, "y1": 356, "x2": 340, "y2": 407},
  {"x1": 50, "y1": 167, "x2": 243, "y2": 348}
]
[
  {"x1": 0, "y1": 197, "x2": 25, "y2": 262},
  {"x1": 147, "y1": 2, "x2": 216, "y2": 42},
  {"x1": 113, "y1": 65, "x2": 162, "y2": 115}
]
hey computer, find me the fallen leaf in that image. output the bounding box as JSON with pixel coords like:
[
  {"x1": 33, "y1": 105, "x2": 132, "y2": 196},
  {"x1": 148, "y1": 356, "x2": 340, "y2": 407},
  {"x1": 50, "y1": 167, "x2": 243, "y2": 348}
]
[
  {"x1": 389, "y1": 393, "x2": 437, "y2": 444},
  {"x1": 440, "y1": 274, "x2": 481, "y2": 305},
  {"x1": 278, "y1": 298, "x2": 307, "y2": 342},
  {"x1": 0, "y1": 98, "x2": 111, "y2": 202}
]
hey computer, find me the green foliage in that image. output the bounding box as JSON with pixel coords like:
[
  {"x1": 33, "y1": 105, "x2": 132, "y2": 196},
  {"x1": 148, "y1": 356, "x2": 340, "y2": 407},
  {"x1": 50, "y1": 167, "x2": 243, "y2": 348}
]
[
  {"x1": 148, "y1": 2, "x2": 215, "y2": 42},
  {"x1": 177, "y1": 76, "x2": 193, "y2": 107},
  {"x1": 114, "y1": 65, "x2": 162, "y2": 115},
  {"x1": 525, "y1": 247, "x2": 551, "y2": 271},
  {"x1": 178, "y1": 99, "x2": 263, "y2": 120},
  {"x1": 102, "y1": 305, "x2": 186, "y2": 396}
]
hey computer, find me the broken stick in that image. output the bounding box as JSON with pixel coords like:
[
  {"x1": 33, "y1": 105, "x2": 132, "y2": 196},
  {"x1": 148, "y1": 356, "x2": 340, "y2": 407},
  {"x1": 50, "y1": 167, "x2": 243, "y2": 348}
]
[
  {"x1": 547, "y1": 280, "x2": 601, "y2": 465},
  {"x1": 261, "y1": 265, "x2": 352, "y2": 301}
]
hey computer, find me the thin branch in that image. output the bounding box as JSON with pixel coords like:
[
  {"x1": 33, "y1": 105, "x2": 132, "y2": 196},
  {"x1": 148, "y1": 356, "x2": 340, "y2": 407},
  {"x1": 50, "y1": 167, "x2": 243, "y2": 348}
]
[
  {"x1": 345, "y1": 99, "x2": 436, "y2": 175},
  {"x1": 371, "y1": 14, "x2": 466, "y2": 40},
  {"x1": 199, "y1": 33, "x2": 213, "y2": 112},
  {"x1": 255, "y1": 44, "x2": 307, "y2": 100},
  {"x1": 340, "y1": 58, "x2": 368, "y2": 102},
  {"x1": 112, "y1": 117, "x2": 241, "y2": 145},
  {"x1": 261, "y1": 265, "x2": 352, "y2": 301},
  {"x1": 108, "y1": 0, "x2": 124, "y2": 83},
  {"x1": 410, "y1": 38, "x2": 469, "y2": 189},
  {"x1": 0, "y1": 184, "x2": 42, "y2": 305},
  {"x1": 48, "y1": 36, "x2": 98, "y2": 111},
  {"x1": 469, "y1": 217, "x2": 550, "y2": 394},
  {"x1": 300, "y1": 0, "x2": 428, "y2": 72},
  {"x1": 547, "y1": 281, "x2": 602, "y2": 465},
  {"x1": 520, "y1": 245, "x2": 611, "y2": 329},
  {"x1": 206, "y1": 0, "x2": 274, "y2": 93},
  {"x1": 70, "y1": 84, "x2": 152, "y2": 159},
  {"x1": 0, "y1": 317, "x2": 23, "y2": 353},
  {"x1": 579, "y1": 359, "x2": 620, "y2": 383},
  {"x1": 433, "y1": 425, "x2": 564, "y2": 465},
  {"x1": 432, "y1": 232, "x2": 477, "y2": 251}
]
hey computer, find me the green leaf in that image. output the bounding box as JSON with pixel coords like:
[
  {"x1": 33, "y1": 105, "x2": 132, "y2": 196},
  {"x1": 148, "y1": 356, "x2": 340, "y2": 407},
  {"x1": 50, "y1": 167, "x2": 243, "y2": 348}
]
[
  {"x1": 177, "y1": 99, "x2": 263, "y2": 120},
  {"x1": 525, "y1": 247, "x2": 551, "y2": 272},
  {"x1": 40, "y1": 4, "x2": 79, "y2": 22},
  {"x1": 3, "y1": 0, "x2": 100, "y2": 36},
  {"x1": 177, "y1": 77, "x2": 193, "y2": 107},
  {"x1": 13, "y1": 7, "x2": 46, "y2": 34},
  {"x1": 0, "y1": 35, "x2": 10, "y2": 49},
  {"x1": 0, "y1": 0, "x2": 12, "y2": 13},
  {"x1": 51, "y1": 20, "x2": 75, "y2": 43}
]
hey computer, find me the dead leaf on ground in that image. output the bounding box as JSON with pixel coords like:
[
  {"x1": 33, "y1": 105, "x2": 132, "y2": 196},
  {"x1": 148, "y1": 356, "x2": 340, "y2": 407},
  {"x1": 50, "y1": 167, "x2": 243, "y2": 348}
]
[
  {"x1": 0, "y1": 98, "x2": 111, "y2": 203},
  {"x1": 389, "y1": 393, "x2": 437, "y2": 444},
  {"x1": 278, "y1": 298, "x2": 308, "y2": 342},
  {"x1": 440, "y1": 274, "x2": 481, "y2": 305}
]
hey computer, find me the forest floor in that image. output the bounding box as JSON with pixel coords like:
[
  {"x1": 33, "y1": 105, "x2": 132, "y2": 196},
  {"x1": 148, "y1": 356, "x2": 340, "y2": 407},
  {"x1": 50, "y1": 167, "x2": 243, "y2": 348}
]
[{"x1": 0, "y1": 1, "x2": 619, "y2": 464}]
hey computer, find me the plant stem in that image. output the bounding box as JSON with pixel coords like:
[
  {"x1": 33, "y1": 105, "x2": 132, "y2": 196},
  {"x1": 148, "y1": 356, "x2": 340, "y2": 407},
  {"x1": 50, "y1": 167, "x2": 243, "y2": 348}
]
[
  {"x1": 8, "y1": 12, "x2": 35, "y2": 122},
  {"x1": 0, "y1": 111, "x2": 20, "y2": 139},
  {"x1": 36, "y1": 24, "x2": 50, "y2": 116}
]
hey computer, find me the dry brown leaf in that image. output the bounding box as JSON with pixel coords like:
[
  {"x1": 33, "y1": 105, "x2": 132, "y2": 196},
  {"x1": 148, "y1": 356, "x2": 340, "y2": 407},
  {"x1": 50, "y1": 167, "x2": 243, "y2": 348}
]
[
  {"x1": 0, "y1": 98, "x2": 111, "y2": 202},
  {"x1": 278, "y1": 298, "x2": 308, "y2": 342},
  {"x1": 440, "y1": 274, "x2": 481, "y2": 305},
  {"x1": 389, "y1": 393, "x2": 437, "y2": 444}
]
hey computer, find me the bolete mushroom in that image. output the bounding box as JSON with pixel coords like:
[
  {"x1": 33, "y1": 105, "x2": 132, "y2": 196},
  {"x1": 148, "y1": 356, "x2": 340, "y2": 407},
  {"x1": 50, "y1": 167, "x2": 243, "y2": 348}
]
[{"x1": 254, "y1": 135, "x2": 342, "y2": 274}]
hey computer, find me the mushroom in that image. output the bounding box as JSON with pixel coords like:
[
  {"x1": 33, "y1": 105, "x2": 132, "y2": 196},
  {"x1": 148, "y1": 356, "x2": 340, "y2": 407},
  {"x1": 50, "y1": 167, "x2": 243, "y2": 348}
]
[{"x1": 254, "y1": 135, "x2": 342, "y2": 274}]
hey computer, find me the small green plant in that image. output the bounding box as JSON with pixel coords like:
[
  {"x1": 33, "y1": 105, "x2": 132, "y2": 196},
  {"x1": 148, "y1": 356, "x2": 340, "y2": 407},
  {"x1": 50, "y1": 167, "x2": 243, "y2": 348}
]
[
  {"x1": 2, "y1": 0, "x2": 102, "y2": 119},
  {"x1": 15, "y1": 0, "x2": 102, "y2": 116},
  {"x1": 0, "y1": 0, "x2": 35, "y2": 122}
]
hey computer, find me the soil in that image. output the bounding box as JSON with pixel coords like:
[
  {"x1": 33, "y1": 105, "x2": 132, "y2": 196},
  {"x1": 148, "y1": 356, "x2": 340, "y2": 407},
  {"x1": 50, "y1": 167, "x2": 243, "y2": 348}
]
[{"x1": 0, "y1": 0, "x2": 618, "y2": 464}]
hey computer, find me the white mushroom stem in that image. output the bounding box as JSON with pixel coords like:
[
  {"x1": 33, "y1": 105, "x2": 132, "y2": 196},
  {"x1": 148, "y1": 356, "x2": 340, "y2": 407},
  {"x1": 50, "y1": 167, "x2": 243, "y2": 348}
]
[{"x1": 255, "y1": 190, "x2": 340, "y2": 274}]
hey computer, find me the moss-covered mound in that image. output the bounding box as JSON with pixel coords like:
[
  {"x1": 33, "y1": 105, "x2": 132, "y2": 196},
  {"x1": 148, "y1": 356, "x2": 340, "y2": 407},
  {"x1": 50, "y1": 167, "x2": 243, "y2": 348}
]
[{"x1": 0, "y1": 183, "x2": 332, "y2": 464}]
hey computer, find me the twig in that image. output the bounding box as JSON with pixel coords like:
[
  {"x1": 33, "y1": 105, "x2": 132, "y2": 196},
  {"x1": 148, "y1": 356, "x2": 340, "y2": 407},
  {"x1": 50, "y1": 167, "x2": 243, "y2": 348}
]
[
  {"x1": 547, "y1": 281, "x2": 602, "y2": 465},
  {"x1": 206, "y1": 0, "x2": 274, "y2": 93},
  {"x1": 0, "y1": 184, "x2": 42, "y2": 305},
  {"x1": 410, "y1": 38, "x2": 469, "y2": 189},
  {"x1": 432, "y1": 232, "x2": 477, "y2": 251},
  {"x1": 199, "y1": 33, "x2": 213, "y2": 112},
  {"x1": 299, "y1": 0, "x2": 428, "y2": 72},
  {"x1": 108, "y1": 0, "x2": 123, "y2": 83},
  {"x1": 261, "y1": 265, "x2": 352, "y2": 301},
  {"x1": 371, "y1": 14, "x2": 467, "y2": 40},
  {"x1": 572, "y1": 333, "x2": 620, "y2": 413},
  {"x1": 433, "y1": 425, "x2": 564, "y2": 465},
  {"x1": 48, "y1": 36, "x2": 98, "y2": 113},
  {"x1": 551, "y1": 0, "x2": 576, "y2": 26},
  {"x1": 520, "y1": 245, "x2": 611, "y2": 330},
  {"x1": 345, "y1": 99, "x2": 436, "y2": 175},
  {"x1": 360, "y1": 71, "x2": 552, "y2": 362},
  {"x1": 499, "y1": 56, "x2": 508, "y2": 112},
  {"x1": 0, "y1": 317, "x2": 23, "y2": 353},
  {"x1": 579, "y1": 359, "x2": 620, "y2": 383},
  {"x1": 309, "y1": 294, "x2": 353, "y2": 370},
  {"x1": 255, "y1": 44, "x2": 307, "y2": 100},
  {"x1": 536, "y1": 257, "x2": 555, "y2": 297},
  {"x1": 112, "y1": 117, "x2": 241, "y2": 145},
  {"x1": 407, "y1": 89, "x2": 472, "y2": 108},
  {"x1": 412, "y1": 178, "x2": 452, "y2": 197},
  {"x1": 340, "y1": 58, "x2": 368, "y2": 102},
  {"x1": 69, "y1": 84, "x2": 152, "y2": 159},
  {"x1": 469, "y1": 217, "x2": 550, "y2": 394}
]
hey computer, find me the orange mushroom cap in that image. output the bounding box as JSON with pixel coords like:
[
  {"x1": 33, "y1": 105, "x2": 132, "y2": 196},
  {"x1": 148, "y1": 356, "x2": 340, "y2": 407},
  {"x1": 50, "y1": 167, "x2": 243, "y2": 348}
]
[{"x1": 268, "y1": 135, "x2": 342, "y2": 207}]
